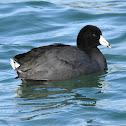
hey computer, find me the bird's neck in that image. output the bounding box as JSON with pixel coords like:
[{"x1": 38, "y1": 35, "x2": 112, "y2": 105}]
[
  {"x1": 83, "y1": 47, "x2": 107, "y2": 70},
  {"x1": 83, "y1": 47, "x2": 98, "y2": 56}
]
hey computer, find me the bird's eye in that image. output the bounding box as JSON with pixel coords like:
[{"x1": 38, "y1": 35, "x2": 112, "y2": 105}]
[{"x1": 93, "y1": 34, "x2": 96, "y2": 37}]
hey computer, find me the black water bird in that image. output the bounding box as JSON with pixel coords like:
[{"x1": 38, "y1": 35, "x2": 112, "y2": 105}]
[{"x1": 11, "y1": 25, "x2": 111, "y2": 80}]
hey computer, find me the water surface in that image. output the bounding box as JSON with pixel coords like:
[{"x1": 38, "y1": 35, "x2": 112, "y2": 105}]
[{"x1": 0, "y1": 0, "x2": 126, "y2": 125}]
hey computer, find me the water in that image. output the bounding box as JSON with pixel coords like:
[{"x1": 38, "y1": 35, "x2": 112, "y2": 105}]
[{"x1": 0, "y1": 0, "x2": 126, "y2": 125}]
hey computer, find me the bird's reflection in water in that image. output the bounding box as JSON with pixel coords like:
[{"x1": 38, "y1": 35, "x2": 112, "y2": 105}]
[
  {"x1": 15, "y1": 71, "x2": 107, "y2": 104},
  {"x1": 14, "y1": 71, "x2": 109, "y2": 122}
]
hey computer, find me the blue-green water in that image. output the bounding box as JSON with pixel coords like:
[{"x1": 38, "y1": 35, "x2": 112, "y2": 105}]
[{"x1": 0, "y1": 0, "x2": 126, "y2": 125}]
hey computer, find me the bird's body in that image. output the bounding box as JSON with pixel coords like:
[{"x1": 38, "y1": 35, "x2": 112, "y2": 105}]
[{"x1": 10, "y1": 25, "x2": 111, "y2": 81}]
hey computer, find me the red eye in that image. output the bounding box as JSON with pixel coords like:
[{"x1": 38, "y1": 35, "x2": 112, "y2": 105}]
[{"x1": 93, "y1": 34, "x2": 96, "y2": 37}]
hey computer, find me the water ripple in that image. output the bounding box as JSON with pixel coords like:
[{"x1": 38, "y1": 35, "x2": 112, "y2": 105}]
[{"x1": 0, "y1": 0, "x2": 126, "y2": 125}]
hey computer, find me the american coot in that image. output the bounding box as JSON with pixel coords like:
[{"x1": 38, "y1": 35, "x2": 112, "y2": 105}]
[{"x1": 10, "y1": 25, "x2": 111, "y2": 80}]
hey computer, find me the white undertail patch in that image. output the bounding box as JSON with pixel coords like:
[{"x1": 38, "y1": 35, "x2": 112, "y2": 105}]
[{"x1": 10, "y1": 58, "x2": 20, "y2": 70}]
